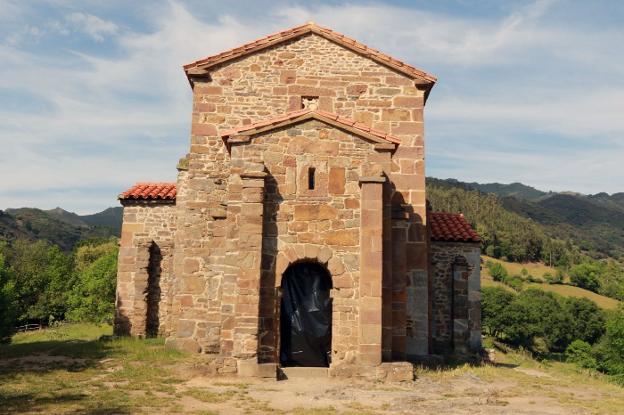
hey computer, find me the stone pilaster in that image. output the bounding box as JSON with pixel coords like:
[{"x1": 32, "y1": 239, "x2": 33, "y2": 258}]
[
  {"x1": 358, "y1": 176, "x2": 385, "y2": 366},
  {"x1": 232, "y1": 168, "x2": 266, "y2": 360}
]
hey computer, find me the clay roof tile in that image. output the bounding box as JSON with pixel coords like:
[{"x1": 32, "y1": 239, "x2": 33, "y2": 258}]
[
  {"x1": 119, "y1": 183, "x2": 177, "y2": 201},
  {"x1": 429, "y1": 212, "x2": 480, "y2": 243}
]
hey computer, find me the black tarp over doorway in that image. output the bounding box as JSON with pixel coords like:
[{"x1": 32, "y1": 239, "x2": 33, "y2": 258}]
[{"x1": 280, "y1": 262, "x2": 332, "y2": 367}]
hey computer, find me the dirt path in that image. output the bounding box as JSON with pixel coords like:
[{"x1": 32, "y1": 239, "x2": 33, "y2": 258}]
[{"x1": 171, "y1": 369, "x2": 615, "y2": 415}]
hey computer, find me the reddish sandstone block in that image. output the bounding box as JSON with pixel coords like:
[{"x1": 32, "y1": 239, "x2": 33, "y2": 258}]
[
  {"x1": 328, "y1": 167, "x2": 345, "y2": 195},
  {"x1": 391, "y1": 122, "x2": 423, "y2": 135},
  {"x1": 191, "y1": 123, "x2": 218, "y2": 136},
  {"x1": 195, "y1": 85, "x2": 222, "y2": 95},
  {"x1": 324, "y1": 229, "x2": 359, "y2": 246},
  {"x1": 346, "y1": 84, "x2": 368, "y2": 96}
]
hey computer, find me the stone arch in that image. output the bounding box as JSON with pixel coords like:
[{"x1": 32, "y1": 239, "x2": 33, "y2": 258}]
[
  {"x1": 279, "y1": 260, "x2": 333, "y2": 367},
  {"x1": 274, "y1": 243, "x2": 345, "y2": 288}
]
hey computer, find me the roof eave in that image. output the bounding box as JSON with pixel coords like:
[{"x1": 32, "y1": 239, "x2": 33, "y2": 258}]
[{"x1": 183, "y1": 22, "x2": 437, "y2": 91}]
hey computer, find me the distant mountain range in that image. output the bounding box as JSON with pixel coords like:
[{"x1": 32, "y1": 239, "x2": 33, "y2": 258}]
[
  {"x1": 0, "y1": 207, "x2": 122, "y2": 251},
  {"x1": 432, "y1": 178, "x2": 624, "y2": 259},
  {"x1": 2, "y1": 179, "x2": 623, "y2": 258}
]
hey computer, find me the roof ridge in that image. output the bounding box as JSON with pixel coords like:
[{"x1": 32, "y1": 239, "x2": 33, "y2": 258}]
[{"x1": 183, "y1": 22, "x2": 436, "y2": 83}]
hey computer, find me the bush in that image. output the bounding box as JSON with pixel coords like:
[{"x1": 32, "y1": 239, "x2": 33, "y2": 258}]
[
  {"x1": 569, "y1": 263, "x2": 601, "y2": 293},
  {"x1": 486, "y1": 260, "x2": 508, "y2": 282},
  {"x1": 505, "y1": 275, "x2": 524, "y2": 291},
  {"x1": 563, "y1": 297, "x2": 605, "y2": 344},
  {"x1": 500, "y1": 289, "x2": 573, "y2": 352},
  {"x1": 67, "y1": 243, "x2": 118, "y2": 324},
  {"x1": 0, "y1": 251, "x2": 18, "y2": 341},
  {"x1": 565, "y1": 340, "x2": 597, "y2": 369},
  {"x1": 481, "y1": 286, "x2": 515, "y2": 337}
]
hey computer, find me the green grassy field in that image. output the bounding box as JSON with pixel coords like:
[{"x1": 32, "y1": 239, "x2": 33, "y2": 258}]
[
  {"x1": 2, "y1": 324, "x2": 624, "y2": 414},
  {"x1": 481, "y1": 256, "x2": 621, "y2": 310}
]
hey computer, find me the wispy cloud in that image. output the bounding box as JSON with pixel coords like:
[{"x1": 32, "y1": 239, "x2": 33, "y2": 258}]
[
  {"x1": 0, "y1": 0, "x2": 622, "y2": 213},
  {"x1": 65, "y1": 12, "x2": 119, "y2": 42}
]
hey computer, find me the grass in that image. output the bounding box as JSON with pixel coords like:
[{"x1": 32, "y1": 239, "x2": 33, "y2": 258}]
[
  {"x1": 482, "y1": 255, "x2": 557, "y2": 279},
  {"x1": 2, "y1": 323, "x2": 624, "y2": 414},
  {"x1": 481, "y1": 255, "x2": 621, "y2": 309}
]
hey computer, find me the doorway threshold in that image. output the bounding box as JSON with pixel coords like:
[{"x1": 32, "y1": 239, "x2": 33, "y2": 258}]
[{"x1": 279, "y1": 366, "x2": 329, "y2": 379}]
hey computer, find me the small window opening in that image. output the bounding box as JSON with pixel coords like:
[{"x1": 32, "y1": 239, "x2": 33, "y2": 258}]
[
  {"x1": 308, "y1": 167, "x2": 316, "y2": 190},
  {"x1": 302, "y1": 96, "x2": 319, "y2": 110}
]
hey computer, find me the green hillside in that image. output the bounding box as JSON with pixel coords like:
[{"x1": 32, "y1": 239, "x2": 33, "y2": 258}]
[
  {"x1": 481, "y1": 256, "x2": 620, "y2": 310},
  {"x1": 435, "y1": 178, "x2": 624, "y2": 259},
  {"x1": 427, "y1": 177, "x2": 624, "y2": 260},
  {"x1": 0, "y1": 207, "x2": 120, "y2": 251}
]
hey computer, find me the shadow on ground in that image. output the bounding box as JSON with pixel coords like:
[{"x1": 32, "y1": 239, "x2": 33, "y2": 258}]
[{"x1": 0, "y1": 337, "x2": 123, "y2": 414}]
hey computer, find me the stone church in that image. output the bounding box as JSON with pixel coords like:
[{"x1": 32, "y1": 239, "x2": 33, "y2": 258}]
[{"x1": 115, "y1": 22, "x2": 481, "y2": 380}]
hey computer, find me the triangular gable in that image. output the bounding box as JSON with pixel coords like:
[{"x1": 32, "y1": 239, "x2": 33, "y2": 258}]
[
  {"x1": 220, "y1": 109, "x2": 400, "y2": 150},
  {"x1": 184, "y1": 22, "x2": 436, "y2": 86}
]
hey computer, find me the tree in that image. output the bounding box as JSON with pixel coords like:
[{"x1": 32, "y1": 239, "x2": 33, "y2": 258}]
[
  {"x1": 481, "y1": 286, "x2": 515, "y2": 337},
  {"x1": 0, "y1": 251, "x2": 18, "y2": 341},
  {"x1": 6, "y1": 239, "x2": 74, "y2": 323},
  {"x1": 67, "y1": 242, "x2": 118, "y2": 323},
  {"x1": 565, "y1": 340, "x2": 597, "y2": 369},
  {"x1": 501, "y1": 289, "x2": 573, "y2": 352},
  {"x1": 594, "y1": 305, "x2": 624, "y2": 378},
  {"x1": 563, "y1": 297, "x2": 605, "y2": 344},
  {"x1": 569, "y1": 262, "x2": 601, "y2": 293}
]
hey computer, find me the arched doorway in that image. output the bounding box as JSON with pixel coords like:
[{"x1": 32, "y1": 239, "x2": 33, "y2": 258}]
[{"x1": 280, "y1": 261, "x2": 332, "y2": 367}]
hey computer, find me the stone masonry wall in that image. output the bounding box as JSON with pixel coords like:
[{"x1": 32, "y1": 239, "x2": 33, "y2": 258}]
[
  {"x1": 115, "y1": 202, "x2": 176, "y2": 337},
  {"x1": 429, "y1": 242, "x2": 481, "y2": 355},
  {"x1": 167, "y1": 32, "x2": 428, "y2": 364},
  {"x1": 228, "y1": 119, "x2": 392, "y2": 367}
]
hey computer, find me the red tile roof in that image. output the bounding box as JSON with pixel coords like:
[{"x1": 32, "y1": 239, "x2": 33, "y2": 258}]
[
  {"x1": 119, "y1": 183, "x2": 177, "y2": 201},
  {"x1": 184, "y1": 22, "x2": 436, "y2": 84},
  {"x1": 430, "y1": 212, "x2": 480, "y2": 243},
  {"x1": 220, "y1": 109, "x2": 401, "y2": 145}
]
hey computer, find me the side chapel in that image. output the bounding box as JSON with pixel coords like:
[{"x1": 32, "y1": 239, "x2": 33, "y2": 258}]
[{"x1": 115, "y1": 22, "x2": 481, "y2": 380}]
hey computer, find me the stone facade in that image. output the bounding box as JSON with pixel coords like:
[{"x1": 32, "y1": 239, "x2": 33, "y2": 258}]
[
  {"x1": 114, "y1": 23, "x2": 481, "y2": 379},
  {"x1": 115, "y1": 202, "x2": 176, "y2": 337},
  {"x1": 429, "y1": 242, "x2": 481, "y2": 354}
]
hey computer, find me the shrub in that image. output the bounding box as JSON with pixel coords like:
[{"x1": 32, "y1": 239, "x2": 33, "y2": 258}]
[
  {"x1": 501, "y1": 289, "x2": 573, "y2": 352},
  {"x1": 0, "y1": 252, "x2": 18, "y2": 341},
  {"x1": 67, "y1": 245, "x2": 118, "y2": 324},
  {"x1": 569, "y1": 263, "x2": 601, "y2": 293},
  {"x1": 481, "y1": 286, "x2": 515, "y2": 337},
  {"x1": 563, "y1": 297, "x2": 605, "y2": 344},
  {"x1": 565, "y1": 340, "x2": 597, "y2": 369},
  {"x1": 486, "y1": 261, "x2": 508, "y2": 282},
  {"x1": 505, "y1": 275, "x2": 524, "y2": 291}
]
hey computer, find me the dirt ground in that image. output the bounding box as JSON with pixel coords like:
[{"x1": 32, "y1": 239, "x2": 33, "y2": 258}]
[
  {"x1": 166, "y1": 367, "x2": 614, "y2": 415},
  {"x1": 2, "y1": 325, "x2": 623, "y2": 414}
]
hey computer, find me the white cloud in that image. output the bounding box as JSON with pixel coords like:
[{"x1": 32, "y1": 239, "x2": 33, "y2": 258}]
[
  {"x1": 65, "y1": 12, "x2": 119, "y2": 42},
  {"x1": 0, "y1": 0, "x2": 623, "y2": 213}
]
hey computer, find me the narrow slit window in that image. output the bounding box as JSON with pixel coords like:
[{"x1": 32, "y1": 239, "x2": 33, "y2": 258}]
[{"x1": 308, "y1": 167, "x2": 316, "y2": 190}]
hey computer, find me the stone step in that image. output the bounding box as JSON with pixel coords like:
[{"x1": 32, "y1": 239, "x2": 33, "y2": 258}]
[{"x1": 279, "y1": 366, "x2": 329, "y2": 379}]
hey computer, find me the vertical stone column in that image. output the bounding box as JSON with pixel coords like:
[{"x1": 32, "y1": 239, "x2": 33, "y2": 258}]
[
  {"x1": 233, "y1": 169, "x2": 266, "y2": 362},
  {"x1": 391, "y1": 211, "x2": 408, "y2": 360},
  {"x1": 358, "y1": 176, "x2": 385, "y2": 366},
  {"x1": 131, "y1": 239, "x2": 153, "y2": 337}
]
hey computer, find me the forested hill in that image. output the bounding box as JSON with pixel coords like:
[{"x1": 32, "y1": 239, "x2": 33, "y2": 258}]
[
  {"x1": 0, "y1": 207, "x2": 122, "y2": 251},
  {"x1": 427, "y1": 178, "x2": 624, "y2": 261}
]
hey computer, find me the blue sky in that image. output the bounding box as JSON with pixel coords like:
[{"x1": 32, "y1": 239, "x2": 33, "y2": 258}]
[{"x1": 1, "y1": 0, "x2": 623, "y2": 214}]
